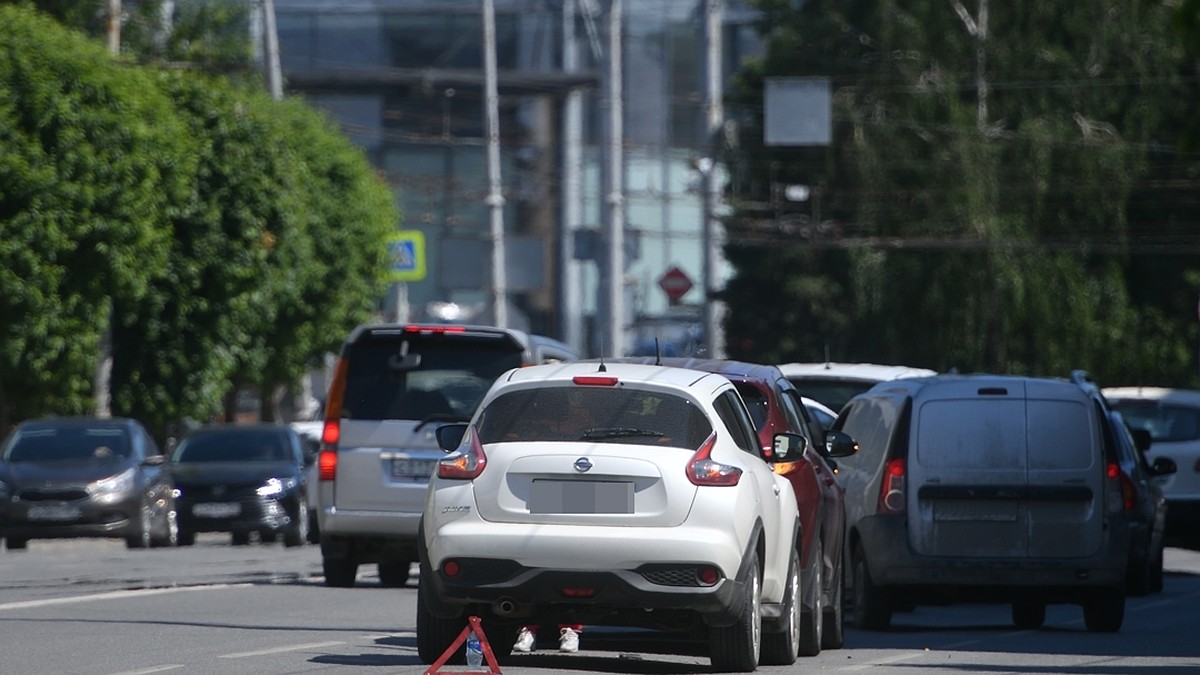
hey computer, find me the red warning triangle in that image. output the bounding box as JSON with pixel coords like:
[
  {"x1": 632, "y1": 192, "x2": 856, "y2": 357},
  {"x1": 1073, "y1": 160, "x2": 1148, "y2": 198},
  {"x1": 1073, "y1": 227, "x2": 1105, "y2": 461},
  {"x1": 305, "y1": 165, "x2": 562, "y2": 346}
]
[{"x1": 424, "y1": 615, "x2": 502, "y2": 675}]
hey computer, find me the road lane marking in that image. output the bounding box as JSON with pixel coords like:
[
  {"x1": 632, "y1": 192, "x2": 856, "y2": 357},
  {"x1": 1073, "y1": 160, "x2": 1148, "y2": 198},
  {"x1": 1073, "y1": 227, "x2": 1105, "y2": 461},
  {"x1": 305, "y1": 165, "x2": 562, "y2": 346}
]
[
  {"x1": 107, "y1": 666, "x2": 184, "y2": 675},
  {"x1": 841, "y1": 651, "x2": 929, "y2": 670},
  {"x1": 220, "y1": 641, "x2": 345, "y2": 658},
  {"x1": 0, "y1": 584, "x2": 252, "y2": 611}
]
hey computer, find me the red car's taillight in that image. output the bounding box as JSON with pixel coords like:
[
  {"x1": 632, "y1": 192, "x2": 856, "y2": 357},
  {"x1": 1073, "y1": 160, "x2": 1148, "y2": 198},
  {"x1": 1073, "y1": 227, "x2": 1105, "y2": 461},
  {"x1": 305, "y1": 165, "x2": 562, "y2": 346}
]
[
  {"x1": 877, "y1": 458, "x2": 906, "y2": 513},
  {"x1": 437, "y1": 426, "x2": 487, "y2": 480},
  {"x1": 1106, "y1": 462, "x2": 1136, "y2": 513},
  {"x1": 687, "y1": 433, "x2": 742, "y2": 486}
]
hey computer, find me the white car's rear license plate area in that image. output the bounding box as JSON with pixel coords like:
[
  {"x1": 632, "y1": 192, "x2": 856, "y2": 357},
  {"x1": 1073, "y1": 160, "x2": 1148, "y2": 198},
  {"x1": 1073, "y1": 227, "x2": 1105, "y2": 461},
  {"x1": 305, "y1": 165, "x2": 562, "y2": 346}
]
[{"x1": 529, "y1": 480, "x2": 633, "y2": 514}]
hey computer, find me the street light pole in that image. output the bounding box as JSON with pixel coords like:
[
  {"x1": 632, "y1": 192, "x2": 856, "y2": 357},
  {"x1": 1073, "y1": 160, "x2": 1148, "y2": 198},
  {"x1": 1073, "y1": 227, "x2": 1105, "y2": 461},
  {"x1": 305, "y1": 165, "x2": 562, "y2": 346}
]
[
  {"x1": 702, "y1": 0, "x2": 724, "y2": 358},
  {"x1": 483, "y1": 0, "x2": 508, "y2": 327}
]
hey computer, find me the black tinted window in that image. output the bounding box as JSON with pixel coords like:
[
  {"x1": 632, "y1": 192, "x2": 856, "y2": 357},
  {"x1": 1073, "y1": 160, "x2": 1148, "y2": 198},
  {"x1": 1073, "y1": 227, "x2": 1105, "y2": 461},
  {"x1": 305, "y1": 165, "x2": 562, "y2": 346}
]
[
  {"x1": 174, "y1": 429, "x2": 291, "y2": 463},
  {"x1": 787, "y1": 379, "x2": 874, "y2": 413},
  {"x1": 4, "y1": 425, "x2": 130, "y2": 462},
  {"x1": 476, "y1": 386, "x2": 712, "y2": 450},
  {"x1": 342, "y1": 335, "x2": 524, "y2": 421},
  {"x1": 1110, "y1": 402, "x2": 1200, "y2": 443}
]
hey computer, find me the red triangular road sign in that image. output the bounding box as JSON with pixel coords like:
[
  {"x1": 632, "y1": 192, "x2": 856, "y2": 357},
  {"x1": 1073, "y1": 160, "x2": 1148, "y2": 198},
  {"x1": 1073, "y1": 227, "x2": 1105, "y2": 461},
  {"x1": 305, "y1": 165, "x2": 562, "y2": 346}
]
[{"x1": 424, "y1": 615, "x2": 502, "y2": 675}]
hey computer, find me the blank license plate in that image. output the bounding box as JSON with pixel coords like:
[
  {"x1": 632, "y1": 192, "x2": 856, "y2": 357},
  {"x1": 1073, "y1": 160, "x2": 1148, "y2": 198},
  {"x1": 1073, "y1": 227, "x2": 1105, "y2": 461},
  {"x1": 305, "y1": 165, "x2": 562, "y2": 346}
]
[
  {"x1": 391, "y1": 458, "x2": 437, "y2": 478},
  {"x1": 194, "y1": 502, "x2": 241, "y2": 518},
  {"x1": 530, "y1": 480, "x2": 633, "y2": 514},
  {"x1": 27, "y1": 503, "x2": 82, "y2": 522}
]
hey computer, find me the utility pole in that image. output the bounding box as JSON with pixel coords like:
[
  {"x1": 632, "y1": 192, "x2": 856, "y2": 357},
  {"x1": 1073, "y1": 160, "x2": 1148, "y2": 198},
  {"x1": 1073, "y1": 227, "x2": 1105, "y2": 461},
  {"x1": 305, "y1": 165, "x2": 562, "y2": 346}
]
[
  {"x1": 560, "y1": 0, "x2": 585, "y2": 354},
  {"x1": 261, "y1": 0, "x2": 283, "y2": 100},
  {"x1": 702, "y1": 0, "x2": 725, "y2": 358},
  {"x1": 107, "y1": 0, "x2": 121, "y2": 56},
  {"x1": 483, "y1": 0, "x2": 508, "y2": 327},
  {"x1": 600, "y1": 0, "x2": 624, "y2": 357}
]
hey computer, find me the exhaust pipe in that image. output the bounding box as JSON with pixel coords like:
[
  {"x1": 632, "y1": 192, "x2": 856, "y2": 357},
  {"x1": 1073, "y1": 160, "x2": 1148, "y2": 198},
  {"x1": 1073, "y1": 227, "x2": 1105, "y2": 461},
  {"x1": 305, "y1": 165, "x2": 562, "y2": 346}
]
[{"x1": 493, "y1": 598, "x2": 517, "y2": 616}]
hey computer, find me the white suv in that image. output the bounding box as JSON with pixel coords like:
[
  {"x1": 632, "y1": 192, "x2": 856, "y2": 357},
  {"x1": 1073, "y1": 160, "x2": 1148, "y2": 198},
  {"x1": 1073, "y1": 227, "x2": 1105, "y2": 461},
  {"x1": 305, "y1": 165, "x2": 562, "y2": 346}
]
[
  {"x1": 777, "y1": 361, "x2": 936, "y2": 414},
  {"x1": 417, "y1": 361, "x2": 803, "y2": 671}
]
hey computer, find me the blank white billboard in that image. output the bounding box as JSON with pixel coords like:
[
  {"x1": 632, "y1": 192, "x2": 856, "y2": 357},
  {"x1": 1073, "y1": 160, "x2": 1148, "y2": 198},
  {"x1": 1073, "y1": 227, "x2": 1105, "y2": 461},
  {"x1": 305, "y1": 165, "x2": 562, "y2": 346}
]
[{"x1": 764, "y1": 77, "x2": 831, "y2": 146}]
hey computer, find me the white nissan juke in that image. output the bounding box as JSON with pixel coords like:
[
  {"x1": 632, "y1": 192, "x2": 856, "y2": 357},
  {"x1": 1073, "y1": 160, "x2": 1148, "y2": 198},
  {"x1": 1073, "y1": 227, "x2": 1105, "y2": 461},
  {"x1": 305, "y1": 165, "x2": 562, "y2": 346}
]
[{"x1": 416, "y1": 361, "x2": 803, "y2": 672}]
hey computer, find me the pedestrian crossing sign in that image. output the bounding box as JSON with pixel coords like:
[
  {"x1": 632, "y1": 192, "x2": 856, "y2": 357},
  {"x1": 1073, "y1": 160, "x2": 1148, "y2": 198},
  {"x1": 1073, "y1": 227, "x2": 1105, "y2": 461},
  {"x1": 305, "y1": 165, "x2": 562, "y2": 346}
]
[{"x1": 388, "y1": 231, "x2": 426, "y2": 282}]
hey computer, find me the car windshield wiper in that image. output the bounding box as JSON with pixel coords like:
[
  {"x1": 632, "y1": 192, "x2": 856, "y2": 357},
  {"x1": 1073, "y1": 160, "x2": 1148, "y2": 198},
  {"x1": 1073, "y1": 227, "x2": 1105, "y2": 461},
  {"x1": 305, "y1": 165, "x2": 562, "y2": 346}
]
[{"x1": 580, "y1": 427, "x2": 666, "y2": 440}]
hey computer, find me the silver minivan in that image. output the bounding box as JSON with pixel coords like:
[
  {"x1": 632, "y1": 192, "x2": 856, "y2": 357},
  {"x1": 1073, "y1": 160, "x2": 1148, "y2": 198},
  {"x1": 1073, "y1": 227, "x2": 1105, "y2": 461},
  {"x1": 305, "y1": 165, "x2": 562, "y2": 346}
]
[{"x1": 832, "y1": 372, "x2": 1130, "y2": 632}]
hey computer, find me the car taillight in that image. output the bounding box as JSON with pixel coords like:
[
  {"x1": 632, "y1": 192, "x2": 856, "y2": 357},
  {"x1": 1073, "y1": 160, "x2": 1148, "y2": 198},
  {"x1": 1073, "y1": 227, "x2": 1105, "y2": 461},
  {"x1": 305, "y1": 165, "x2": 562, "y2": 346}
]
[
  {"x1": 1106, "y1": 462, "x2": 1135, "y2": 513},
  {"x1": 687, "y1": 433, "x2": 742, "y2": 486},
  {"x1": 437, "y1": 426, "x2": 487, "y2": 480},
  {"x1": 877, "y1": 458, "x2": 906, "y2": 513},
  {"x1": 318, "y1": 449, "x2": 337, "y2": 481}
]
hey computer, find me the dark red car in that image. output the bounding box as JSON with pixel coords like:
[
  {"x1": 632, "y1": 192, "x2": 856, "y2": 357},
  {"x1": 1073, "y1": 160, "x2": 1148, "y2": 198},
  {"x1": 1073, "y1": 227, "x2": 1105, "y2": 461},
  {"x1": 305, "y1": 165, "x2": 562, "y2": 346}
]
[{"x1": 607, "y1": 357, "x2": 858, "y2": 656}]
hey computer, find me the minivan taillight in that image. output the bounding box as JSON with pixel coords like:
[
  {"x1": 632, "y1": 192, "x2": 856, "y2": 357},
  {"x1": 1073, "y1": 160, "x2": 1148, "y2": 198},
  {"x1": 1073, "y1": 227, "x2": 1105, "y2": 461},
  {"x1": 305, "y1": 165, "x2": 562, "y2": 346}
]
[
  {"x1": 687, "y1": 433, "x2": 742, "y2": 486},
  {"x1": 437, "y1": 426, "x2": 487, "y2": 480},
  {"x1": 1106, "y1": 462, "x2": 1135, "y2": 513},
  {"x1": 877, "y1": 458, "x2": 906, "y2": 513},
  {"x1": 318, "y1": 449, "x2": 338, "y2": 482}
]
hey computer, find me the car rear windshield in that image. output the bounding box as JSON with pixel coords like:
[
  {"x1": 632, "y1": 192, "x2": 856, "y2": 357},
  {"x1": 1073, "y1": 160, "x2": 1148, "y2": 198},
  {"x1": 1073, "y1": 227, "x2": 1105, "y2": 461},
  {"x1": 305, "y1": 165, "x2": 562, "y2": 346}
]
[
  {"x1": 174, "y1": 429, "x2": 289, "y2": 463},
  {"x1": 3, "y1": 426, "x2": 130, "y2": 462},
  {"x1": 785, "y1": 379, "x2": 874, "y2": 413},
  {"x1": 475, "y1": 386, "x2": 713, "y2": 450},
  {"x1": 341, "y1": 334, "x2": 526, "y2": 421},
  {"x1": 1110, "y1": 402, "x2": 1200, "y2": 443}
]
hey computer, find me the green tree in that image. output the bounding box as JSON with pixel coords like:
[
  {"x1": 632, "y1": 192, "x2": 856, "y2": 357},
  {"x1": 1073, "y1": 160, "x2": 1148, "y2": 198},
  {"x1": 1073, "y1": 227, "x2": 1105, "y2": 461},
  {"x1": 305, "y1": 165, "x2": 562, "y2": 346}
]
[
  {"x1": 725, "y1": 0, "x2": 1199, "y2": 386},
  {"x1": 0, "y1": 5, "x2": 194, "y2": 430}
]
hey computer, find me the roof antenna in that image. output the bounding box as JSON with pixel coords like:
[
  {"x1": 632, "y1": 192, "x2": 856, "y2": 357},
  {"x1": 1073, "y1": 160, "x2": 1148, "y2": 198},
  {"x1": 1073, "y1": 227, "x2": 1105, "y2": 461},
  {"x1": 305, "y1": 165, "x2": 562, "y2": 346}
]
[
  {"x1": 597, "y1": 333, "x2": 607, "y2": 372},
  {"x1": 654, "y1": 337, "x2": 662, "y2": 366}
]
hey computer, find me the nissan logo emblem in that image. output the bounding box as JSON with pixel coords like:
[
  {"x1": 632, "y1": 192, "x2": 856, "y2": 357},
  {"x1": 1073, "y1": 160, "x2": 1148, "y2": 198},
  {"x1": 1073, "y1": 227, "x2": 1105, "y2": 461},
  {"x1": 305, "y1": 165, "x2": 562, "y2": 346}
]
[{"x1": 573, "y1": 458, "x2": 593, "y2": 473}]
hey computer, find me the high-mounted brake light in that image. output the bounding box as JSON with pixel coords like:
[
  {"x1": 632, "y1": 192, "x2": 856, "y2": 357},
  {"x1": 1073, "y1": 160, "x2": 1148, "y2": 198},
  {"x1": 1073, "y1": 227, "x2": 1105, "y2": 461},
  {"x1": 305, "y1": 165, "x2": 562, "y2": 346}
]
[
  {"x1": 877, "y1": 458, "x2": 906, "y2": 513},
  {"x1": 437, "y1": 426, "x2": 487, "y2": 480},
  {"x1": 403, "y1": 324, "x2": 467, "y2": 335},
  {"x1": 687, "y1": 433, "x2": 742, "y2": 486},
  {"x1": 572, "y1": 375, "x2": 619, "y2": 386}
]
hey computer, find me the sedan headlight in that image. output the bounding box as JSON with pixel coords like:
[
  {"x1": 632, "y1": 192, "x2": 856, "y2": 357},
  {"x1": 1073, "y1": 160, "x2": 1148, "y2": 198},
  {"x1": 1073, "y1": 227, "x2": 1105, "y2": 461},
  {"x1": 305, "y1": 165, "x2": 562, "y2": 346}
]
[
  {"x1": 256, "y1": 477, "x2": 297, "y2": 498},
  {"x1": 89, "y1": 468, "x2": 136, "y2": 502}
]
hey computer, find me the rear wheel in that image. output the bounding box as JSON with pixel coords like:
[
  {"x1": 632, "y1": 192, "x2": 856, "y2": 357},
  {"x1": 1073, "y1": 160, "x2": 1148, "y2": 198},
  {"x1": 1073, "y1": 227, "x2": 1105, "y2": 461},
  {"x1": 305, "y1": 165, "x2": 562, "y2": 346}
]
[
  {"x1": 710, "y1": 552, "x2": 761, "y2": 672},
  {"x1": 797, "y1": 540, "x2": 823, "y2": 657},
  {"x1": 231, "y1": 531, "x2": 252, "y2": 546},
  {"x1": 416, "y1": 576, "x2": 466, "y2": 664},
  {"x1": 323, "y1": 555, "x2": 358, "y2": 587},
  {"x1": 822, "y1": 547, "x2": 845, "y2": 649},
  {"x1": 852, "y1": 545, "x2": 891, "y2": 630},
  {"x1": 761, "y1": 548, "x2": 800, "y2": 665},
  {"x1": 1012, "y1": 602, "x2": 1046, "y2": 629},
  {"x1": 1083, "y1": 586, "x2": 1125, "y2": 632},
  {"x1": 378, "y1": 561, "x2": 412, "y2": 587},
  {"x1": 5, "y1": 538, "x2": 27, "y2": 550},
  {"x1": 1149, "y1": 543, "x2": 1165, "y2": 593},
  {"x1": 177, "y1": 530, "x2": 196, "y2": 546}
]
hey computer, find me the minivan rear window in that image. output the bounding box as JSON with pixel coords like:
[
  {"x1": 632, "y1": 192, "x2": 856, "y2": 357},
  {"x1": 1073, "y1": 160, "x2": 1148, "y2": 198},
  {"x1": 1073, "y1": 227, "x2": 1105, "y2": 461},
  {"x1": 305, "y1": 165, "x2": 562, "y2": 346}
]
[
  {"x1": 341, "y1": 337, "x2": 525, "y2": 421},
  {"x1": 1109, "y1": 402, "x2": 1200, "y2": 443}
]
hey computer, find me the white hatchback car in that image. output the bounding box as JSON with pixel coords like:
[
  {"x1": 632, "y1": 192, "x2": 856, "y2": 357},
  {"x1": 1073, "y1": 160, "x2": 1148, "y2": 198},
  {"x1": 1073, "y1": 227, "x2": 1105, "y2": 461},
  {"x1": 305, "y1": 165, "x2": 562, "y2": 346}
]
[
  {"x1": 1103, "y1": 386, "x2": 1200, "y2": 543},
  {"x1": 778, "y1": 362, "x2": 937, "y2": 414},
  {"x1": 417, "y1": 361, "x2": 803, "y2": 672}
]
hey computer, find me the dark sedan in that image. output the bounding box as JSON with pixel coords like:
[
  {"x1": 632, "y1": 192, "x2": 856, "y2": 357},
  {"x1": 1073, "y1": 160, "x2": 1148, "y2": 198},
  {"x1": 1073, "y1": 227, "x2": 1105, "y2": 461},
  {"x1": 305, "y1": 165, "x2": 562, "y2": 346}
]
[
  {"x1": 0, "y1": 417, "x2": 177, "y2": 549},
  {"x1": 171, "y1": 424, "x2": 311, "y2": 547}
]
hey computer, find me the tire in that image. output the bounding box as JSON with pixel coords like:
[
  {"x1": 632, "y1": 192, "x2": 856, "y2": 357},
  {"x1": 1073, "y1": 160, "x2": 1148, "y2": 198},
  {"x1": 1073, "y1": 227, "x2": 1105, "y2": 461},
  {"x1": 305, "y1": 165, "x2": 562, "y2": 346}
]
[
  {"x1": 852, "y1": 545, "x2": 891, "y2": 630},
  {"x1": 125, "y1": 503, "x2": 152, "y2": 549},
  {"x1": 822, "y1": 547, "x2": 845, "y2": 650},
  {"x1": 283, "y1": 504, "x2": 308, "y2": 548},
  {"x1": 1012, "y1": 602, "x2": 1046, "y2": 629},
  {"x1": 231, "y1": 531, "x2": 251, "y2": 546},
  {"x1": 761, "y1": 548, "x2": 800, "y2": 665},
  {"x1": 1083, "y1": 586, "x2": 1125, "y2": 632},
  {"x1": 306, "y1": 510, "x2": 320, "y2": 544},
  {"x1": 5, "y1": 538, "x2": 27, "y2": 550},
  {"x1": 378, "y1": 561, "x2": 412, "y2": 587},
  {"x1": 177, "y1": 530, "x2": 196, "y2": 546},
  {"x1": 1149, "y1": 543, "x2": 1165, "y2": 593},
  {"x1": 151, "y1": 503, "x2": 178, "y2": 548},
  {"x1": 323, "y1": 554, "x2": 359, "y2": 587},
  {"x1": 416, "y1": 575, "x2": 466, "y2": 664},
  {"x1": 710, "y1": 552, "x2": 761, "y2": 672},
  {"x1": 797, "y1": 540, "x2": 823, "y2": 657}
]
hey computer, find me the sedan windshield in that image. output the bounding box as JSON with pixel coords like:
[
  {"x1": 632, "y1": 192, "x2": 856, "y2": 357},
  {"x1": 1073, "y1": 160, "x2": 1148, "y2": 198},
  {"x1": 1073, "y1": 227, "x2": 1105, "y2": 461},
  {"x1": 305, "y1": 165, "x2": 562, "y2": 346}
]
[
  {"x1": 174, "y1": 430, "x2": 289, "y2": 463},
  {"x1": 3, "y1": 427, "x2": 129, "y2": 462}
]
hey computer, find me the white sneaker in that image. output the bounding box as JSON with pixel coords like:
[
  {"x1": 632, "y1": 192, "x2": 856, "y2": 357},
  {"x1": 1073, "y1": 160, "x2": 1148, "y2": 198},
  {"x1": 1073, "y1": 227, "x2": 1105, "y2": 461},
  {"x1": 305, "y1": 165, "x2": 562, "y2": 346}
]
[
  {"x1": 558, "y1": 627, "x2": 579, "y2": 653},
  {"x1": 512, "y1": 627, "x2": 535, "y2": 653}
]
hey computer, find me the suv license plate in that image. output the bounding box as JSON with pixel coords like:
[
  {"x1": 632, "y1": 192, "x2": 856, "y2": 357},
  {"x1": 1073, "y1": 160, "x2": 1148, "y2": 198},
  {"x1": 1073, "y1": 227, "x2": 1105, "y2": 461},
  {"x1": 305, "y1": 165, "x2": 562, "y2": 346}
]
[
  {"x1": 194, "y1": 502, "x2": 240, "y2": 518},
  {"x1": 391, "y1": 458, "x2": 437, "y2": 478},
  {"x1": 530, "y1": 480, "x2": 633, "y2": 514}
]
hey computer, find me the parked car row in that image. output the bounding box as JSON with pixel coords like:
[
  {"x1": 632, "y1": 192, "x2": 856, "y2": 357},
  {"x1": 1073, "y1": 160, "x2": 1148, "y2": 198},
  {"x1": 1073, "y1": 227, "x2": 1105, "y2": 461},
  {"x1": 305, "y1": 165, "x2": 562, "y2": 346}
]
[{"x1": 0, "y1": 418, "x2": 315, "y2": 550}]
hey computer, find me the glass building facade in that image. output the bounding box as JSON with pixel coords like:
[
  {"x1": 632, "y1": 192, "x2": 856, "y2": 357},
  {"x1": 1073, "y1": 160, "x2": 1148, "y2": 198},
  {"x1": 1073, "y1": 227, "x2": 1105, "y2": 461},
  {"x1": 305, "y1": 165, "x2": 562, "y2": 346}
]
[{"x1": 274, "y1": 0, "x2": 763, "y2": 356}]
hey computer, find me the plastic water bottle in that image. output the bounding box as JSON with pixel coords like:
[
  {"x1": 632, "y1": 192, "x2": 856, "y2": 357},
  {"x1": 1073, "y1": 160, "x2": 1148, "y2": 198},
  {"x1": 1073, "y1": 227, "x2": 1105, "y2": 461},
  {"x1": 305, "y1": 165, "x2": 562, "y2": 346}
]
[{"x1": 465, "y1": 631, "x2": 483, "y2": 669}]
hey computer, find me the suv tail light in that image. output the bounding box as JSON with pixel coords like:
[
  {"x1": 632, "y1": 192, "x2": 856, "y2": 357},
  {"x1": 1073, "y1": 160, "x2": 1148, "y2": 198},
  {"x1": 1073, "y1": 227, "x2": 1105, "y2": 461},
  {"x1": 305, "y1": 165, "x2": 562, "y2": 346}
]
[
  {"x1": 1106, "y1": 462, "x2": 1135, "y2": 513},
  {"x1": 877, "y1": 458, "x2": 906, "y2": 513},
  {"x1": 318, "y1": 356, "x2": 350, "y2": 482},
  {"x1": 687, "y1": 433, "x2": 742, "y2": 486},
  {"x1": 438, "y1": 426, "x2": 487, "y2": 480}
]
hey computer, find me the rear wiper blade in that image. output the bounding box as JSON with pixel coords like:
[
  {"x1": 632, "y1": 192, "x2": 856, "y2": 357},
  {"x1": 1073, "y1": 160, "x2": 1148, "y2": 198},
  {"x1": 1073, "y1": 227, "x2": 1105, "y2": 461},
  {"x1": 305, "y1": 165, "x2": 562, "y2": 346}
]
[{"x1": 580, "y1": 427, "x2": 665, "y2": 440}]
